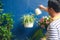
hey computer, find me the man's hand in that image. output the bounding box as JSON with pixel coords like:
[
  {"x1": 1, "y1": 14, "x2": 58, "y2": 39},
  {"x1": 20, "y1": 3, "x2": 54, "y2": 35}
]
[{"x1": 39, "y1": 5, "x2": 48, "y2": 12}]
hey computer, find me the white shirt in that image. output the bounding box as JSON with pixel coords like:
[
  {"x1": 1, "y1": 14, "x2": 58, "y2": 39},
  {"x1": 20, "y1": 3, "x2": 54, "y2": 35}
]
[{"x1": 47, "y1": 18, "x2": 60, "y2": 40}]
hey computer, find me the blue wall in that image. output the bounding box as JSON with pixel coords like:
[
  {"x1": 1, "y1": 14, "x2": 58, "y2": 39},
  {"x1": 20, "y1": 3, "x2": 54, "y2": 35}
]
[{"x1": 2, "y1": 0, "x2": 48, "y2": 40}]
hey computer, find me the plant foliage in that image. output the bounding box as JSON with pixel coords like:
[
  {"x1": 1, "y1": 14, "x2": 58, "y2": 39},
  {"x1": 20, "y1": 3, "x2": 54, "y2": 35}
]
[
  {"x1": 0, "y1": 1, "x2": 14, "y2": 40},
  {"x1": 21, "y1": 14, "x2": 35, "y2": 24}
]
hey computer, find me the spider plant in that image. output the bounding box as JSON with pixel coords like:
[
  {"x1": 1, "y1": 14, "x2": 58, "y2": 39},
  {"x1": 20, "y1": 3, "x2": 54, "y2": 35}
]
[{"x1": 21, "y1": 14, "x2": 35, "y2": 28}]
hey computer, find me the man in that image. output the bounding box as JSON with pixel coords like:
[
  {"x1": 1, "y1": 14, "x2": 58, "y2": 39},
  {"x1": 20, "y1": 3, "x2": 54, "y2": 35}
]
[{"x1": 39, "y1": 0, "x2": 60, "y2": 40}]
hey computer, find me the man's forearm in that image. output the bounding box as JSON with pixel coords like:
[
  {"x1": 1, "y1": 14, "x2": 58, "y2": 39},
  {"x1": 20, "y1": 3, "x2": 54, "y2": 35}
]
[{"x1": 39, "y1": 5, "x2": 48, "y2": 12}]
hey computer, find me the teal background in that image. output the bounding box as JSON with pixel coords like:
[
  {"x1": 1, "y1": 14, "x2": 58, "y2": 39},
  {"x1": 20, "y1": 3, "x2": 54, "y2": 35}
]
[{"x1": 2, "y1": 0, "x2": 48, "y2": 40}]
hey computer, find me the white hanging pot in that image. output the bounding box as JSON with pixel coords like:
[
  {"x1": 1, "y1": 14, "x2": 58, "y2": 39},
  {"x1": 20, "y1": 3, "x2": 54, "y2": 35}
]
[{"x1": 24, "y1": 22, "x2": 34, "y2": 28}]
